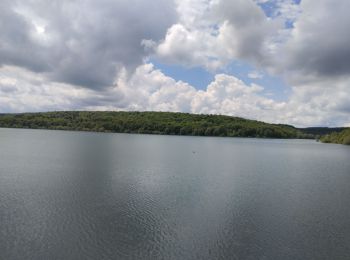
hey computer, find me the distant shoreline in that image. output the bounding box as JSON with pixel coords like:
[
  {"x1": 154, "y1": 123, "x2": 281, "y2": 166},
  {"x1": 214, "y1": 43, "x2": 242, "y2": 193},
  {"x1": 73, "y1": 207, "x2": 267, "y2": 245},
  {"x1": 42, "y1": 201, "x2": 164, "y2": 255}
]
[
  {"x1": 0, "y1": 126, "x2": 319, "y2": 142},
  {"x1": 0, "y1": 111, "x2": 347, "y2": 142}
]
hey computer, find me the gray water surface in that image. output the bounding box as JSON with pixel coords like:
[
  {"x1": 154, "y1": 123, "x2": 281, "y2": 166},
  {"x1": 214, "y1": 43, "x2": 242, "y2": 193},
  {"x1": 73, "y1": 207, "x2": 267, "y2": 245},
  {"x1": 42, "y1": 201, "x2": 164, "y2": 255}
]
[{"x1": 1, "y1": 128, "x2": 350, "y2": 259}]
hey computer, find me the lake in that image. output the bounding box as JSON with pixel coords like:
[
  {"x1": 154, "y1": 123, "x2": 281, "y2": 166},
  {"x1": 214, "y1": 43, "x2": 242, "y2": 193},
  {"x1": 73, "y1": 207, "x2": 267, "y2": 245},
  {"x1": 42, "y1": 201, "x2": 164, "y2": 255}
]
[{"x1": 0, "y1": 128, "x2": 350, "y2": 259}]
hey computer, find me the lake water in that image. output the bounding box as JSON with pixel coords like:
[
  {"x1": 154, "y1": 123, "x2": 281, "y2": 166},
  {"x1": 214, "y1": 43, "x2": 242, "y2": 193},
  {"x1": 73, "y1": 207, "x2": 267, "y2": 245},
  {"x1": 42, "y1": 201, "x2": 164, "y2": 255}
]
[{"x1": 0, "y1": 128, "x2": 350, "y2": 260}]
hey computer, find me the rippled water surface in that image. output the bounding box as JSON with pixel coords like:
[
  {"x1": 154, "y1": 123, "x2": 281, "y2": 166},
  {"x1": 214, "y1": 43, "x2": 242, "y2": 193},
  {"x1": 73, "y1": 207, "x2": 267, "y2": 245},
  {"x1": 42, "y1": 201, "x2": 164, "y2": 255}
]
[{"x1": 1, "y1": 128, "x2": 350, "y2": 259}]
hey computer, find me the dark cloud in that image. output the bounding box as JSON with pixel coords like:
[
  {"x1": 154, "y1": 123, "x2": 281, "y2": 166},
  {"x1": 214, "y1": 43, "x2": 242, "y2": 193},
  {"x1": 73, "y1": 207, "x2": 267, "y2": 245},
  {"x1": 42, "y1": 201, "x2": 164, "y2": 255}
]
[
  {"x1": 213, "y1": 0, "x2": 280, "y2": 64},
  {"x1": 0, "y1": 0, "x2": 49, "y2": 72},
  {"x1": 283, "y1": 0, "x2": 350, "y2": 82},
  {"x1": 0, "y1": 0, "x2": 176, "y2": 89}
]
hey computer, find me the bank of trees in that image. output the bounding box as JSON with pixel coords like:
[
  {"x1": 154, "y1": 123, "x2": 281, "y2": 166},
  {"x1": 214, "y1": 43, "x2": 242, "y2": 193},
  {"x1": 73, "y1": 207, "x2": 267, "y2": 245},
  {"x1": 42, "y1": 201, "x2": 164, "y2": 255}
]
[
  {"x1": 0, "y1": 111, "x2": 315, "y2": 139},
  {"x1": 320, "y1": 128, "x2": 350, "y2": 145}
]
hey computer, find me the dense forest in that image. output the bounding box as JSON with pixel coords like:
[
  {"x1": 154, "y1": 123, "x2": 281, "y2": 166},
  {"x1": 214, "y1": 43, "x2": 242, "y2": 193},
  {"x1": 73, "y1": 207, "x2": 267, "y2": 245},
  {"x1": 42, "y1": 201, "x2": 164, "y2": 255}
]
[
  {"x1": 319, "y1": 128, "x2": 350, "y2": 145},
  {"x1": 298, "y1": 127, "x2": 345, "y2": 136},
  {"x1": 0, "y1": 111, "x2": 316, "y2": 139}
]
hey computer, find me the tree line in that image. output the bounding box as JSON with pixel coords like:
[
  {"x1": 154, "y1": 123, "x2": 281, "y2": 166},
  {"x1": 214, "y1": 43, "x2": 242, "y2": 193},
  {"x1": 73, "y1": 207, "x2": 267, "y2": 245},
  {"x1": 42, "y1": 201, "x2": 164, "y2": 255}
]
[
  {"x1": 319, "y1": 128, "x2": 350, "y2": 145},
  {"x1": 0, "y1": 111, "x2": 316, "y2": 139}
]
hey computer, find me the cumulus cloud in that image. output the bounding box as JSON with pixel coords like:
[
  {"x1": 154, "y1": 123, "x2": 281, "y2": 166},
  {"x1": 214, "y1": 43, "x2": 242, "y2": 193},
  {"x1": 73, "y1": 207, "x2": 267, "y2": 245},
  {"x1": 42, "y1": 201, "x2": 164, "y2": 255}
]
[
  {"x1": 116, "y1": 64, "x2": 284, "y2": 122},
  {"x1": 284, "y1": 78, "x2": 350, "y2": 126},
  {"x1": 1, "y1": 62, "x2": 349, "y2": 127},
  {"x1": 154, "y1": 0, "x2": 350, "y2": 85},
  {"x1": 279, "y1": 0, "x2": 350, "y2": 83},
  {"x1": 114, "y1": 64, "x2": 197, "y2": 112},
  {"x1": 0, "y1": 0, "x2": 176, "y2": 89},
  {"x1": 0, "y1": 64, "x2": 285, "y2": 123},
  {"x1": 155, "y1": 23, "x2": 222, "y2": 70},
  {"x1": 154, "y1": 0, "x2": 281, "y2": 70},
  {"x1": 152, "y1": 0, "x2": 350, "y2": 126}
]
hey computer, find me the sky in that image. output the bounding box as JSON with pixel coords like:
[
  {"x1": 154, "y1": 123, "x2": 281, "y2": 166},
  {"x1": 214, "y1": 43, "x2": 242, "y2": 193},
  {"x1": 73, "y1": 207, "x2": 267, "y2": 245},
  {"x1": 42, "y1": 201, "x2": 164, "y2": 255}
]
[{"x1": 0, "y1": 0, "x2": 350, "y2": 127}]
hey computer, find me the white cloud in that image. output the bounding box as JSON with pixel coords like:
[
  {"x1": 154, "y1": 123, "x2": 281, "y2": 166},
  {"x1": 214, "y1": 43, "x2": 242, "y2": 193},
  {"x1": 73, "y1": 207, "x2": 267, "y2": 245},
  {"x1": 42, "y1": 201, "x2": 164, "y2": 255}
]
[
  {"x1": 155, "y1": 24, "x2": 223, "y2": 71},
  {"x1": 0, "y1": 0, "x2": 176, "y2": 89},
  {"x1": 0, "y1": 64, "x2": 282, "y2": 124},
  {"x1": 1, "y1": 63, "x2": 349, "y2": 127},
  {"x1": 153, "y1": 0, "x2": 283, "y2": 71},
  {"x1": 114, "y1": 64, "x2": 197, "y2": 112},
  {"x1": 0, "y1": 66, "x2": 92, "y2": 112}
]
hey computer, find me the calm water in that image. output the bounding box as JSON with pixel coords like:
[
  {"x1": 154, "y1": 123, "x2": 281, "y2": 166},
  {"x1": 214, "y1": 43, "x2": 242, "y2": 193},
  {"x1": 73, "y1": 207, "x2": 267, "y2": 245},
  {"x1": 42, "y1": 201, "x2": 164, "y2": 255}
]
[{"x1": 0, "y1": 128, "x2": 350, "y2": 260}]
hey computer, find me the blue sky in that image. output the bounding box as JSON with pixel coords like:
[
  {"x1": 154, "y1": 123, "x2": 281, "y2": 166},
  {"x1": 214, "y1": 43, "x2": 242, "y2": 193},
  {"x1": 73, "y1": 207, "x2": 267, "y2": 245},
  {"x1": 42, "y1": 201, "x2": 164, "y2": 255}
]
[{"x1": 152, "y1": 59, "x2": 291, "y2": 101}]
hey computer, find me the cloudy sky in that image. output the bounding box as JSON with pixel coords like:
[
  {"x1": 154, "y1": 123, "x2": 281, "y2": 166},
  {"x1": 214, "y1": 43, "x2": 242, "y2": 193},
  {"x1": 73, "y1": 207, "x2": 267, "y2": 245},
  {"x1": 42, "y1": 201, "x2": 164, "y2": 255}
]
[{"x1": 1, "y1": 0, "x2": 349, "y2": 127}]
